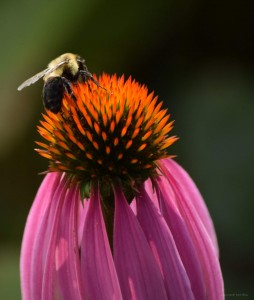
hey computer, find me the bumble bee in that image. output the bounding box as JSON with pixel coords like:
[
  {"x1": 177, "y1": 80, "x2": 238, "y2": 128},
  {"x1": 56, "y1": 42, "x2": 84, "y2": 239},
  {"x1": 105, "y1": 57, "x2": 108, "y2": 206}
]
[{"x1": 18, "y1": 53, "x2": 104, "y2": 113}]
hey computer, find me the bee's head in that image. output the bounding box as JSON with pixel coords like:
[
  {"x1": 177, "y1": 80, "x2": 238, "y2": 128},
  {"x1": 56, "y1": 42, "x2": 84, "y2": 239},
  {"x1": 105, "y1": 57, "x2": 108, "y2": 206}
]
[{"x1": 77, "y1": 56, "x2": 88, "y2": 71}]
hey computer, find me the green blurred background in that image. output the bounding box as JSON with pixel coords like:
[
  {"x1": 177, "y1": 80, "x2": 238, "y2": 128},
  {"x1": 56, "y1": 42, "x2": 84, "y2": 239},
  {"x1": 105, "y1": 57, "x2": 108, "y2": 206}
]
[{"x1": 0, "y1": 0, "x2": 253, "y2": 298}]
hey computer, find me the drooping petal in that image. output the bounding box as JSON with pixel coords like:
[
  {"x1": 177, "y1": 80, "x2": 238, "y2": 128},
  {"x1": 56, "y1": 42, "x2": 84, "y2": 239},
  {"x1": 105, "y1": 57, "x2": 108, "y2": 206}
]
[
  {"x1": 136, "y1": 184, "x2": 194, "y2": 300},
  {"x1": 39, "y1": 175, "x2": 70, "y2": 300},
  {"x1": 22, "y1": 173, "x2": 86, "y2": 300},
  {"x1": 144, "y1": 178, "x2": 159, "y2": 208},
  {"x1": 113, "y1": 184, "x2": 167, "y2": 300},
  {"x1": 55, "y1": 184, "x2": 84, "y2": 299},
  {"x1": 20, "y1": 172, "x2": 62, "y2": 300},
  {"x1": 154, "y1": 176, "x2": 206, "y2": 299},
  {"x1": 81, "y1": 181, "x2": 122, "y2": 300},
  {"x1": 159, "y1": 159, "x2": 224, "y2": 300},
  {"x1": 77, "y1": 198, "x2": 89, "y2": 247},
  {"x1": 161, "y1": 158, "x2": 219, "y2": 252}
]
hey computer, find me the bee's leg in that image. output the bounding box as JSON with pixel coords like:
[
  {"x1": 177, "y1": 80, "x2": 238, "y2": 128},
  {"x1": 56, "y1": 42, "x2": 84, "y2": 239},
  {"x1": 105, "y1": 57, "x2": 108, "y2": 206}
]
[
  {"x1": 79, "y1": 70, "x2": 107, "y2": 91},
  {"x1": 62, "y1": 77, "x2": 77, "y2": 101}
]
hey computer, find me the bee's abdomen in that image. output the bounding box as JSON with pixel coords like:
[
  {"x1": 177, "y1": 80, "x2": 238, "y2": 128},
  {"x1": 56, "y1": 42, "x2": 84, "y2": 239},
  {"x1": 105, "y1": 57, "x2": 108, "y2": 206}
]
[{"x1": 43, "y1": 77, "x2": 64, "y2": 114}]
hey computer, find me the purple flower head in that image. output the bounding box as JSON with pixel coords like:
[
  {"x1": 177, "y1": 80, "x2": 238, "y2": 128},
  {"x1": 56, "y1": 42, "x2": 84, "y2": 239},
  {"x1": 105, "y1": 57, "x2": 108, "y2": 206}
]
[{"x1": 21, "y1": 74, "x2": 224, "y2": 299}]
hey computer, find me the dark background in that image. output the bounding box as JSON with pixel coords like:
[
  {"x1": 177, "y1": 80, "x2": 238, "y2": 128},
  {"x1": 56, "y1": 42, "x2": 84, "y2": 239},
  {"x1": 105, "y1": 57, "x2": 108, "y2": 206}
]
[{"x1": 0, "y1": 0, "x2": 253, "y2": 298}]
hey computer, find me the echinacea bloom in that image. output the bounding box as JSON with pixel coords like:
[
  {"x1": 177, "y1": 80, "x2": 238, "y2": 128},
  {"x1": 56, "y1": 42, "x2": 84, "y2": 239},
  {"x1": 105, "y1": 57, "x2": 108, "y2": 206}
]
[{"x1": 21, "y1": 74, "x2": 224, "y2": 300}]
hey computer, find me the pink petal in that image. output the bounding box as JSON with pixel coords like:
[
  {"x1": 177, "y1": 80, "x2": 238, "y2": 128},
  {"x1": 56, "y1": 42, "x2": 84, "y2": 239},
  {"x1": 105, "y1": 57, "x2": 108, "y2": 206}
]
[
  {"x1": 20, "y1": 172, "x2": 61, "y2": 300},
  {"x1": 130, "y1": 198, "x2": 137, "y2": 215},
  {"x1": 136, "y1": 184, "x2": 194, "y2": 300},
  {"x1": 77, "y1": 199, "x2": 89, "y2": 247},
  {"x1": 39, "y1": 175, "x2": 69, "y2": 299},
  {"x1": 81, "y1": 181, "x2": 122, "y2": 300},
  {"x1": 54, "y1": 184, "x2": 84, "y2": 299},
  {"x1": 22, "y1": 173, "x2": 84, "y2": 300},
  {"x1": 113, "y1": 184, "x2": 167, "y2": 300},
  {"x1": 155, "y1": 176, "x2": 206, "y2": 299},
  {"x1": 161, "y1": 158, "x2": 219, "y2": 253},
  {"x1": 159, "y1": 159, "x2": 224, "y2": 299},
  {"x1": 144, "y1": 178, "x2": 159, "y2": 208}
]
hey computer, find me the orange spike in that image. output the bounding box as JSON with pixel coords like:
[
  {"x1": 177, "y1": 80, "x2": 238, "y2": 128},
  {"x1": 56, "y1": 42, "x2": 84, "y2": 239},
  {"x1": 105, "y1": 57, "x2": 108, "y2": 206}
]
[
  {"x1": 144, "y1": 118, "x2": 155, "y2": 132},
  {"x1": 121, "y1": 126, "x2": 128, "y2": 137},
  {"x1": 125, "y1": 140, "x2": 133, "y2": 149},
  {"x1": 58, "y1": 141, "x2": 70, "y2": 151},
  {"x1": 132, "y1": 128, "x2": 140, "y2": 139},
  {"x1": 102, "y1": 113, "x2": 108, "y2": 127},
  {"x1": 135, "y1": 115, "x2": 144, "y2": 129},
  {"x1": 66, "y1": 152, "x2": 76, "y2": 160},
  {"x1": 102, "y1": 131, "x2": 107, "y2": 141},
  {"x1": 42, "y1": 114, "x2": 55, "y2": 127},
  {"x1": 117, "y1": 153, "x2": 123, "y2": 160},
  {"x1": 86, "y1": 131, "x2": 93, "y2": 143},
  {"x1": 54, "y1": 131, "x2": 65, "y2": 142},
  {"x1": 65, "y1": 94, "x2": 76, "y2": 108},
  {"x1": 126, "y1": 114, "x2": 132, "y2": 129},
  {"x1": 119, "y1": 99, "x2": 125, "y2": 118},
  {"x1": 37, "y1": 151, "x2": 52, "y2": 159},
  {"x1": 35, "y1": 141, "x2": 48, "y2": 149},
  {"x1": 68, "y1": 134, "x2": 82, "y2": 149},
  {"x1": 61, "y1": 104, "x2": 70, "y2": 118},
  {"x1": 77, "y1": 100, "x2": 88, "y2": 119},
  {"x1": 137, "y1": 143, "x2": 147, "y2": 151},
  {"x1": 142, "y1": 130, "x2": 152, "y2": 141},
  {"x1": 155, "y1": 109, "x2": 168, "y2": 123},
  {"x1": 160, "y1": 136, "x2": 179, "y2": 150},
  {"x1": 94, "y1": 122, "x2": 100, "y2": 135},
  {"x1": 48, "y1": 147, "x2": 61, "y2": 155},
  {"x1": 161, "y1": 121, "x2": 174, "y2": 136},
  {"x1": 106, "y1": 146, "x2": 111, "y2": 154},
  {"x1": 112, "y1": 95, "x2": 117, "y2": 116},
  {"x1": 153, "y1": 100, "x2": 163, "y2": 116},
  {"x1": 106, "y1": 105, "x2": 112, "y2": 120},
  {"x1": 154, "y1": 115, "x2": 170, "y2": 134},
  {"x1": 47, "y1": 110, "x2": 62, "y2": 122},
  {"x1": 144, "y1": 164, "x2": 153, "y2": 169},
  {"x1": 38, "y1": 126, "x2": 50, "y2": 136},
  {"x1": 153, "y1": 135, "x2": 164, "y2": 145},
  {"x1": 131, "y1": 158, "x2": 138, "y2": 164},
  {"x1": 93, "y1": 141, "x2": 99, "y2": 150},
  {"x1": 84, "y1": 114, "x2": 93, "y2": 128},
  {"x1": 40, "y1": 120, "x2": 53, "y2": 132},
  {"x1": 136, "y1": 102, "x2": 144, "y2": 120},
  {"x1": 76, "y1": 141, "x2": 85, "y2": 151},
  {"x1": 110, "y1": 121, "x2": 115, "y2": 133},
  {"x1": 145, "y1": 97, "x2": 157, "y2": 117},
  {"x1": 115, "y1": 111, "x2": 122, "y2": 124},
  {"x1": 146, "y1": 91, "x2": 155, "y2": 104},
  {"x1": 86, "y1": 153, "x2": 93, "y2": 160},
  {"x1": 63, "y1": 123, "x2": 74, "y2": 136},
  {"x1": 72, "y1": 113, "x2": 85, "y2": 136},
  {"x1": 114, "y1": 137, "x2": 119, "y2": 146},
  {"x1": 87, "y1": 103, "x2": 99, "y2": 122},
  {"x1": 58, "y1": 165, "x2": 69, "y2": 171},
  {"x1": 40, "y1": 132, "x2": 55, "y2": 143}
]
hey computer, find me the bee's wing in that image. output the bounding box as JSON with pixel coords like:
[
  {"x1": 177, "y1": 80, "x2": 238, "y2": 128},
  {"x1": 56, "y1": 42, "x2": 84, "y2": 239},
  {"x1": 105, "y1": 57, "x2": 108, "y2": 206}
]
[
  {"x1": 17, "y1": 59, "x2": 69, "y2": 91},
  {"x1": 17, "y1": 68, "x2": 50, "y2": 91}
]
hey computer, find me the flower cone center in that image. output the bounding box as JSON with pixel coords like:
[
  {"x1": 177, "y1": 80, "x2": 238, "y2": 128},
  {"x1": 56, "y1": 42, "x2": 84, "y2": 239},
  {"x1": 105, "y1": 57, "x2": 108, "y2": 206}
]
[{"x1": 36, "y1": 74, "x2": 177, "y2": 189}]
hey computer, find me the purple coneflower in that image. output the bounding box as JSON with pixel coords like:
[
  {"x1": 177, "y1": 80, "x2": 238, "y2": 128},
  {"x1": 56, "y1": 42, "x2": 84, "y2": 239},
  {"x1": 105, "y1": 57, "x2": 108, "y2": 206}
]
[{"x1": 21, "y1": 74, "x2": 224, "y2": 299}]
